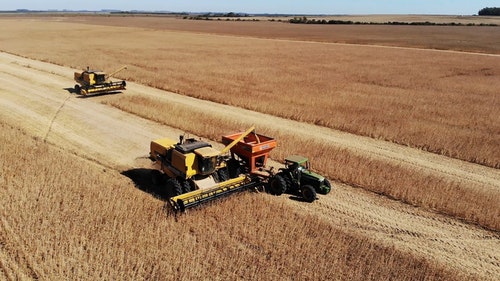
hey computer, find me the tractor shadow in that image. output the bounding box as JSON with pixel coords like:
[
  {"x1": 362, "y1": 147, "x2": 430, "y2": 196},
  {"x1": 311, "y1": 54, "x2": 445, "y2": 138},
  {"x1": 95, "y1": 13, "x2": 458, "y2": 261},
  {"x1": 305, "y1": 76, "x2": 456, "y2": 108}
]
[
  {"x1": 288, "y1": 195, "x2": 308, "y2": 202},
  {"x1": 121, "y1": 168, "x2": 169, "y2": 201}
]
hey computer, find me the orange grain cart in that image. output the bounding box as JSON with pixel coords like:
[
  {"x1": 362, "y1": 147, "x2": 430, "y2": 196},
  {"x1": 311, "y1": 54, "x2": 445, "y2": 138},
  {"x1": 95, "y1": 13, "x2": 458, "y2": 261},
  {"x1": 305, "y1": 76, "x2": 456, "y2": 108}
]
[{"x1": 222, "y1": 131, "x2": 276, "y2": 174}]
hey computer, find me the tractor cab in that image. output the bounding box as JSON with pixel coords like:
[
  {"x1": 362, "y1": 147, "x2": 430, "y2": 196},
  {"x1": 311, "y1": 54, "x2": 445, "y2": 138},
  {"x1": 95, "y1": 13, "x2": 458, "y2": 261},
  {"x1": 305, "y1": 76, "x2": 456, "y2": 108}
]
[{"x1": 285, "y1": 155, "x2": 310, "y2": 172}]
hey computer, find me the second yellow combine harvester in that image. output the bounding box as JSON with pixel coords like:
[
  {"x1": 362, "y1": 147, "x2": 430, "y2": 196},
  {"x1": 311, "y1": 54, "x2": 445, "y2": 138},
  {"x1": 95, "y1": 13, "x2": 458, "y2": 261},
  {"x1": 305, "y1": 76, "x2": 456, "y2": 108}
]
[{"x1": 74, "y1": 65, "x2": 127, "y2": 96}]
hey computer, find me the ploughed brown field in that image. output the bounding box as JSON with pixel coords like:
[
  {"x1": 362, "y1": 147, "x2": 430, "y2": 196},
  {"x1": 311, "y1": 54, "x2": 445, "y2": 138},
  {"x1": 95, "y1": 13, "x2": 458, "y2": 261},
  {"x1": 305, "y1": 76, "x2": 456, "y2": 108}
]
[{"x1": 0, "y1": 15, "x2": 499, "y2": 280}]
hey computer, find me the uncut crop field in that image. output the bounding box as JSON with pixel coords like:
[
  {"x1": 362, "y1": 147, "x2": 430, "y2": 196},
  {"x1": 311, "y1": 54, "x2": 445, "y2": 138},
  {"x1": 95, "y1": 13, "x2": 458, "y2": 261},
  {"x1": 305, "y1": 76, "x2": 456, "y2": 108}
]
[
  {"x1": 0, "y1": 122, "x2": 459, "y2": 280},
  {"x1": 1, "y1": 16, "x2": 499, "y2": 168}
]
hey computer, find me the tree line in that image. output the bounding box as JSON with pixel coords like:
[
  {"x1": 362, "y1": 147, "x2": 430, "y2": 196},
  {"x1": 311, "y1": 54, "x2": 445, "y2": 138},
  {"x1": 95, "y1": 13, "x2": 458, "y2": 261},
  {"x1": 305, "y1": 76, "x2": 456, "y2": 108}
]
[{"x1": 478, "y1": 7, "x2": 500, "y2": 16}]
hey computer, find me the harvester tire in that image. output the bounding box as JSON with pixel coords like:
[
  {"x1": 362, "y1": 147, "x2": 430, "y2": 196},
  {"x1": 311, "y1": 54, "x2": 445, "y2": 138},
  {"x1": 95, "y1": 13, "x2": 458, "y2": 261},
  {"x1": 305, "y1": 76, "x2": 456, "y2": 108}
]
[
  {"x1": 181, "y1": 180, "x2": 192, "y2": 193},
  {"x1": 270, "y1": 174, "x2": 287, "y2": 196},
  {"x1": 74, "y1": 84, "x2": 81, "y2": 94},
  {"x1": 166, "y1": 178, "x2": 183, "y2": 198},
  {"x1": 301, "y1": 185, "x2": 317, "y2": 203},
  {"x1": 218, "y1": 168, "x2": 229, "y2": 182}
]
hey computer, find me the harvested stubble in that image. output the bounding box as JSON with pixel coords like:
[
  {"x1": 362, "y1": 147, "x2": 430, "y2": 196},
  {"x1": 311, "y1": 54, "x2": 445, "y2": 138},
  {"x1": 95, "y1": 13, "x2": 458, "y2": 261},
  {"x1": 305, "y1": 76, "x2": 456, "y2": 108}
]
[
  {"x1": 104, "y1": 94, "x2": 500, "y2": 231},
  {"x1": 0, "y1": 122, "x2": 462, "y2": 280},
  {"x1": 0, "y1": 17, "x2": 498, "y2": 167}
]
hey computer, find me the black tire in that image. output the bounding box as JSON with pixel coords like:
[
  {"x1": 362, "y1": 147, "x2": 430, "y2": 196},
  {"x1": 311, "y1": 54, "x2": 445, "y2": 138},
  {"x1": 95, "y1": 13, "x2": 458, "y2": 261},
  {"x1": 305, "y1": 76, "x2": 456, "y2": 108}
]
[
  {"x1": 74, "y1": 84, "x2": 81, "y2": 94},
  {"x1": 121, "y1": 80, "x2": 126, "y2": 87},
  {"x1": 323, "y1": 178, "x2": 331, "y2": 195},
  {"x1": 301, "y1": 185, "x2": 317, "y2": 203},
  {"x1": 227, "y1": 159, "x2": 241, "y2": 178},
  {"x1": 166, "y1": 178, "x2": 183, "y2": 198},
  {"x1": 218, "y1": 168, "x2": 229, "y2": 182},
  {"x1": 181, "y1": 180, "x2": 192, "y2": 193},
  {"x1": 269, "y1": 174, "x2": 287, "y2": 195}
]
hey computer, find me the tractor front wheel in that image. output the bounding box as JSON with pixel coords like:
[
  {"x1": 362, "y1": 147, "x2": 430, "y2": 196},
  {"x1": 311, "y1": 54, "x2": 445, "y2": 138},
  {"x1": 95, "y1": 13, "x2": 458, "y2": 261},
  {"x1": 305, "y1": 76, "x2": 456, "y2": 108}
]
[{"x1": 301, "y1": 185, "x2": 317, "y2": 203}]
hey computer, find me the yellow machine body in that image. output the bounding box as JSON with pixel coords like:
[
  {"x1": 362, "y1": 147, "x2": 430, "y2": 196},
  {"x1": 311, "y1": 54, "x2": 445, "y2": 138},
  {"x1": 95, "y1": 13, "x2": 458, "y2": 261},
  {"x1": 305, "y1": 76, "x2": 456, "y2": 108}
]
[
  {"x1": 149, "y1": 126, "x2": 260, "y2": 212},
  {"x1": 150, "y1": 137, "x2": 221, "y2": 180},
  {"x1": 73, "y1": 66, "x2": 127, "y2": 96}
]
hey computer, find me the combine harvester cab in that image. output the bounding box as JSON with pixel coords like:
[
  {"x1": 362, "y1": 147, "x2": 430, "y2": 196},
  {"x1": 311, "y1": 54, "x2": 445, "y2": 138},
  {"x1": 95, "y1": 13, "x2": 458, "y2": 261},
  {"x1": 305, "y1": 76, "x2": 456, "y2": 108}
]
[
  {"x1": 73, "y1": 65, "x2": 127, "y2": 96},
  {"x1": 150, "y1": 126, "x2": 273, "y2": 212}
]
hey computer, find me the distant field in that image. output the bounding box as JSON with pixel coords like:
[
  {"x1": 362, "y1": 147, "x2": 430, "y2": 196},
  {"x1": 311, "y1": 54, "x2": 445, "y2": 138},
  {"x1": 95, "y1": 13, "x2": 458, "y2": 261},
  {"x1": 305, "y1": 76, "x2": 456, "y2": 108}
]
[
  {"x1": 0, "y1": 16, "x2": 498, "y2": 167},
  {"x1": 56, "y1": 15, "x2": 500, "y2": 53}
]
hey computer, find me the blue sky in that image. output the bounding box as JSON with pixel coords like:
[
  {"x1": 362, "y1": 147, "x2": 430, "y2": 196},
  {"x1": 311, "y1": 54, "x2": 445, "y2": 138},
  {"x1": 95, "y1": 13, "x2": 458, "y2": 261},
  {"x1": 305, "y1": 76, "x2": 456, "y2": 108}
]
[{"x1": 2, "y1": 1, "x2": 499, "y2": 15}]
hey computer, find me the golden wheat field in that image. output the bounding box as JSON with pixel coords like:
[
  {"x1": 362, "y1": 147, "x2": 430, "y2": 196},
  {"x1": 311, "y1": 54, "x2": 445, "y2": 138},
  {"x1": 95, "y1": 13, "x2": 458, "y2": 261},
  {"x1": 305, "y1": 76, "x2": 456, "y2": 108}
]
[{"x1": 1, "y1": 15, "x2": 499, "y2": 280}]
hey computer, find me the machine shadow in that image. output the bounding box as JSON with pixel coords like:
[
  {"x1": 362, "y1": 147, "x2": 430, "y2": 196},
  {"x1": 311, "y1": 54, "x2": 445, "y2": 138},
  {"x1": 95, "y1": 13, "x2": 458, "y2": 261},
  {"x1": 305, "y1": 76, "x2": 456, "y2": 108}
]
[
  {"x1": 63, "y1": 87, "x2": 80, "y2": 94},
  {"x1": 121, "y1": 168, "x2": 169, "y2": 201}
]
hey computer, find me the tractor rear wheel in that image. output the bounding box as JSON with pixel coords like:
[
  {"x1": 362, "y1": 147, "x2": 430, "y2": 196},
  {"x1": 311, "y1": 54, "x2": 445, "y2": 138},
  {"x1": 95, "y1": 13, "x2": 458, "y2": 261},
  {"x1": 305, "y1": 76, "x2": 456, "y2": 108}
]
[
  {"x1": 269, "y1": 174, "x2": 287, "y2": 195},
  {"x1": 301, "y1": 185, "x2": 317, "y2": 203}
]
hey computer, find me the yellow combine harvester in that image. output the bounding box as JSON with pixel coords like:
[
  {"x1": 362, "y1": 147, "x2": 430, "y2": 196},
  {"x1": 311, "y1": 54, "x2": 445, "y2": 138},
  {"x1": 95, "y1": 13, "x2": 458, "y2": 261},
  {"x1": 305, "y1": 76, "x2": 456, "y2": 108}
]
[
  {"x1": 74, "y1": 65, "x2": 127, "y2": 96},
  {"x1": 150, "y1": 126, "x2": 264, "y2": 211}
]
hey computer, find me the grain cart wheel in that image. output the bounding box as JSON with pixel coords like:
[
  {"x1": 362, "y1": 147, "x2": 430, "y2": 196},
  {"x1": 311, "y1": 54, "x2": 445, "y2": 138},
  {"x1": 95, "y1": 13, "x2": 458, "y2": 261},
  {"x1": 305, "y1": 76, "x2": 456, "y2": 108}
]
[
  {"x1": 269, "y1": 174, "x2": 287, "y2": 195},
  {"x1": 166, "y1": 178, "x2": 183, "y2": 198},
  {"x1": 301, "y1": 185, "x2": 317, "y2": 203},
  {"x1": 227, "y1": 159, "x2": 242, "y2": 178}
]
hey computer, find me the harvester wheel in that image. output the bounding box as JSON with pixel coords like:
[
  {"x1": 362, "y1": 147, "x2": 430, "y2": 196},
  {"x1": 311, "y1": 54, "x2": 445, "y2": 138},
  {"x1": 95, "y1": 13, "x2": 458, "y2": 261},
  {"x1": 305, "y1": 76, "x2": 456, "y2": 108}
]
[
  {"x1": 301, "y1": 185, "x2": 317, "y2": 203},
  {"x1": 269, "y1": 174, "x2": 287, "y2": 196},
  {"x1": 166, "y1": 178, "x2": 183, "y2": 198},
  {"x1": 218, "y1": 168, "x2": 229, "y2": 182},
  {"x1": 74, "y1": 84, "x2": 81, "y2": 94},
  {"x1": 181, "y1": 180, "x2": 192, "y2": 193}
]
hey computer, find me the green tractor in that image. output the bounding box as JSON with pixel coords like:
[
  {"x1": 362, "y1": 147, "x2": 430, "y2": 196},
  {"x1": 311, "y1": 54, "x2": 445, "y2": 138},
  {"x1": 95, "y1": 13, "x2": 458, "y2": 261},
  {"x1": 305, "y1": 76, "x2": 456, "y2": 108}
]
[{"x1": 269, "y1": 155, "x2": 331, "y2": 202}]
